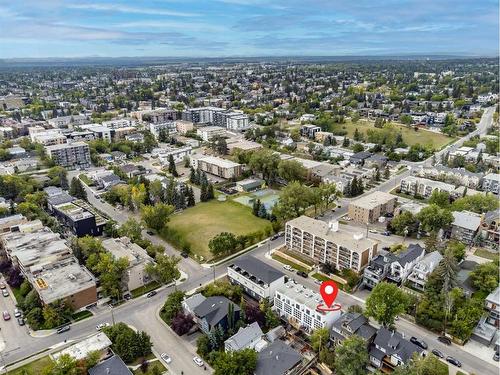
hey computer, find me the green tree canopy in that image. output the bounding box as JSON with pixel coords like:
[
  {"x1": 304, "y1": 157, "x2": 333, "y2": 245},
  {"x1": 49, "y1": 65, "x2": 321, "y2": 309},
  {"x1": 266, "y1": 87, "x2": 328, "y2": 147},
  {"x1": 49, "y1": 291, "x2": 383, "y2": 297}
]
[
  {"x1": 334, "y1": 335, "x2": 369, "y2": 375},
  {"x1": 365, "y1": 282, "x2": 409, "y2": 326}
]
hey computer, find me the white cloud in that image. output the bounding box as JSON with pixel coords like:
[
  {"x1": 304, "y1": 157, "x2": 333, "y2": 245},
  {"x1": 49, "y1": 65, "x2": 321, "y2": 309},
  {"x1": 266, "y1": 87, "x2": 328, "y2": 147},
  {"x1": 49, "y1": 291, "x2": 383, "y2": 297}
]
[{"x1": 67, "y1": 3, "x2": 199, "y2": 17}]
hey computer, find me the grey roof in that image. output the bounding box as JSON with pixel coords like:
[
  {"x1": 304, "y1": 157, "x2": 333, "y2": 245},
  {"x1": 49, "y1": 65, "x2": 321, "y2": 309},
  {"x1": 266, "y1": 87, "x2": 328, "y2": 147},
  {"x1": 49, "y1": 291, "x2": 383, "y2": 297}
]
[
  {"x1": 350, "y1": 151, "x2": 372, "y2": 160},
  {"x1": 193, "y1": 296, "x2": 240, "y2": 328},
  {"x1": 486, "y1": 286, "x2": 500, "y2": 305},
  {"x1": 101, "y1": 174, "x2": 121, "y2": 183},
  {"x1": 120, "y1": 164, "x2": 139, "y2": 173},
  {"x1": 255, "y1": 340, "x2": 302, "y2": 375},
  {"x1": 373, "y1": 327, "x2": 423, "y2": 363},
  {"x1": 331, "y1": 312, "x2": 377, "y2": 341},
  {"x1": 47, "y1": 192, "x2": 75, "y2": 206},
  {"x1": 225, "y1": 322, "x2": 263, "y2": 351},
  {"x1": 266, "y1": 325, "x2": 286, "y2": 342},
  {"x1": 452, "y1": 211, "x2": 481, "y2": 231},
  {"x1": 394, "y1": 244, "x2": 425, "y2": 267},
  {"x1": 484, "y1": 209, "x2": 500, "y2": 225},
  {"x1": 230, "y1": 256, "x2": 285, "y2": 284},
  {"x1": 183, "y1": 293, "x2": 206, "y2": 312},
  {"x1": 88, "y1": 355, "x2": 132, "y2": 375}
]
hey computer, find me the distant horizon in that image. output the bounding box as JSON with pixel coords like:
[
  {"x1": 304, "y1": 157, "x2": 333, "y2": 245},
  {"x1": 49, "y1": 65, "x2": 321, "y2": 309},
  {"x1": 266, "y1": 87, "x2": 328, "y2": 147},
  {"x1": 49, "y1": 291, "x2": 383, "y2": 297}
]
[{"x1": 0, "y1": 1, "x2": 497, "y2": 59}]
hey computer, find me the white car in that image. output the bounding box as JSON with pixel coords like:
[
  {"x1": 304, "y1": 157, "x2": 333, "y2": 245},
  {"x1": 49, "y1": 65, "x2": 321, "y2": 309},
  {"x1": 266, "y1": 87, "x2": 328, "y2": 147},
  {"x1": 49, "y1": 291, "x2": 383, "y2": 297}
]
[
  {"x1": 369, "y1": 229, "x2": 378, "y2": 234},
  {"x1": 14, "y1": 309, "x2": 21, "y2": 318},
  {"x1": 160, "y1": 353, "x2": 172, "y2": 364},
  {"x1": 96, "y1": 323, "x2": 110, "y2": 331},
  {"x1": 193, "y1": 356, "x2": 204, "y2": 367},
  {"x1": 283, "y1": 265, "x2": 292, "y2": 271}
]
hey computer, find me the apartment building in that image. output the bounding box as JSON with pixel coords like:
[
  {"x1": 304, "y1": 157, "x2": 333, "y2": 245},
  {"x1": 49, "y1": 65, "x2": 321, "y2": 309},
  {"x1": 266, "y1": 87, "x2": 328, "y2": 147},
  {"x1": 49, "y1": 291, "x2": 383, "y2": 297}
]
[
  {"x1": 102, "y1": 237, "x2": 154, "y2": 292},
  {"x1": 362, "y1": 251, "x2": 394, "y2": 289},
  {"x1": 300, "y1": 124, "x2": 321, "y2": 139},
  {"x1": 407, "y1": 251, "x2": 443, "y2": 291},
  {"x1": 414, "y1": 166, "x2": 483, "y2": 189},
  {"x1": 46, "y1": 141, "x2": 91, "y2": 169},
  {"x1": 285, "y1": 216, "x2": 378, "y2": 273},
  {"x1": 52, "y1": 200, "x2": 105, "y2": 237},
  {"x1": 481, "y1": 209, "x2": 499, "y2": 250},
  {"x1": 482, "y1": 173, "x2": 500, "y2": 195},
  {"x1": 213, "y1": 110, "x2": 249, "y2": 130},
  {"x1": 131, "y1": 108, "x2": 178, "y2": 123},
  {"x1": 228, "y1": 256, "x2": 286, "y2": 300},
  {"x1": 48, "y1": 115, "x2": 89, "y2": 128},
  {"x1": 30, "y1": 129, "x2": 67, "y2": 146},
  {"x1": 191, "y1": 155, "x2": 243, "y2": 179},
  {"x1": 175, "y1": 120, "x2": 194, "y2": 134},
  {"x1": 274, "y1": 280, "x2": 341, "y2": 334},
  {"x1": 152, "y1": 146, "x2": 192, "y2": 165},
  {"x1": 348, "y1": 191, "x2": 397, "y2": 224},
  {"x1": 399, "y1": 176, "x2": 455, "y2": 198},
  {"x1": 196, "y1": 126, "x2": 226, "y2": 141},
  {"x1": 101, "y1": 119, "x2": 135, "y2": 129},
  {"x1": 451, "y1": 210, "x2": 481, "y2": 245},
  {"x1": 182, "y1": 107, "x2": 225, "y2": 124}
]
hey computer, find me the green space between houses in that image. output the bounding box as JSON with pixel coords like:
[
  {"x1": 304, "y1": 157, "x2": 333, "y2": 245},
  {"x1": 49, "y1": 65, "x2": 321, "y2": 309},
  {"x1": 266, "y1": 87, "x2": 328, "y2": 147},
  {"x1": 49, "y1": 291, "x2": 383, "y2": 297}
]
[
  {"x1": 165, "y1": 199, "x2": 272, "y2": 261},
  {"x1": 7, "y1": 355, "x2": 53, "y2": 375},
  {"x1": 474, "y1": 248, "x2": 499, "y2": 261},
  {"x1": 130, "y1": 281, "x2": 161, "y2": 298},
  {"x1": 272, "y1": 254, "x2": 309, "y2": 273},
  {"x1": 332, "y1": 119, "x2": 454, "y2": 149},
  {"x1": 312, "y1": 273, "x2": 333, "y2": 282},
  {"x1": 72, "y1": 310, "x2": 93, "y2": 322},
  {"x1": 79, "y1": 173, "x2": 93, "y2": 186},
  {"x1": 132, "y1": 360, "x2": 166, "y2": 375},
  {"x1": 280, "y1": 249, "x2": 315, "y2": 266}
]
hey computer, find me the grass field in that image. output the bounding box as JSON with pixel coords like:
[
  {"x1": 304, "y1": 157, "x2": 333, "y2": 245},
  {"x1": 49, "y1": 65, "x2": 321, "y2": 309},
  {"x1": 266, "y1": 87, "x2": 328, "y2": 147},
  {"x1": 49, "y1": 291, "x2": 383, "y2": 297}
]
[
  {"x1": 7, "y1": 356, "x2": 52, "y2": 375},
  {"x1": 130, "y1": 281, "x2": 161, "y2": 298},
  {"x1": 166, "y1": 200, "x2": 272, "y2": 261},
  {"x1": 474, "y1": 248, "x2": 499, "y2": 261},
  {"x1": 132, "y1": 360, "x2": 166, "y2": 374},
  {"x1": 333, "y1": 119, "x2": 454, "y2": 149}
]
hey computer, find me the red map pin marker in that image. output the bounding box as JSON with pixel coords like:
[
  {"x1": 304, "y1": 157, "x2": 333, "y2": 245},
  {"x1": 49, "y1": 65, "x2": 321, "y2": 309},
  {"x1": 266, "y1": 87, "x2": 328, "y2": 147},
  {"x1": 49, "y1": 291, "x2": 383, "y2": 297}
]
[{"x1": 320, "y1": 281, "x2": 339, "y2": 308}]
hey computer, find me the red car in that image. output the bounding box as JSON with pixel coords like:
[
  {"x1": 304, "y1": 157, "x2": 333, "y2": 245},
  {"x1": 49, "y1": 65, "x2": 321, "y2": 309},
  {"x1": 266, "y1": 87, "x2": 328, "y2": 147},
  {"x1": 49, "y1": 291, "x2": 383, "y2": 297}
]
[{"x1": 3, "y1": 311, "x2": 11, "y2": 321}]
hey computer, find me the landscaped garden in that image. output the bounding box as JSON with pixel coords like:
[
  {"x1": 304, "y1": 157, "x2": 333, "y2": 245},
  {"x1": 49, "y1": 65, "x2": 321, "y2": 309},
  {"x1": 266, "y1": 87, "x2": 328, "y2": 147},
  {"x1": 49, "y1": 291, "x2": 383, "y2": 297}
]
[{"x1": 164, "y1": 199, "x2": 273, "y2": 261}]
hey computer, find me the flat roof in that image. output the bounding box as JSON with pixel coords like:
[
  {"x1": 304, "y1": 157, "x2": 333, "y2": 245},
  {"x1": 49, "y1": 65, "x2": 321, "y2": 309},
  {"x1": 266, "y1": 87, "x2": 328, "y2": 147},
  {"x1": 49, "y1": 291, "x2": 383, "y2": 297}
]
[
  {"x1": 198, "y1": 155, "x2": 241, "y2": 168},
  {"x1": 46, "y1": 141, "x2": 88, "y2": 151},
  {"x1": 350, "y1": 191, "x2": 396, "y2": 210},
  {"x1": 53, "y1": 332, "x2": 111, "y2": 361},
  {"x1": 33, "y1": 257, "x2": 96, "y2": 305},
  {"x1": 286, "y1": 215, "x2": 377, "y2": 252},
  {"x1": 102, "y1": 237, "x2": 153, "y2": 265}
]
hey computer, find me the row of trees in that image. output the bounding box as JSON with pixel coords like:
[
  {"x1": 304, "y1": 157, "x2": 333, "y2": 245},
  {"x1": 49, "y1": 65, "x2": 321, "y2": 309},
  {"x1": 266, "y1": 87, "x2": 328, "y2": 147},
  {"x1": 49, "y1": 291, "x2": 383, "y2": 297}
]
[
  {"x1": 189, "y1": 167, "x2": 215, "y2": 202},
  {"x1": 208, "y1": 228, "x2": 273, "y2": 257}
]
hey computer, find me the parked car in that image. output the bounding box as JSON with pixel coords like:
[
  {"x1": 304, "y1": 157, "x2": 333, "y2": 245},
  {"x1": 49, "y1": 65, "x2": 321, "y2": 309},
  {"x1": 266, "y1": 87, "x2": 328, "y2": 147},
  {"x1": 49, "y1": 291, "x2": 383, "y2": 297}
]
[
  {"x1": 2, "y1": 311, "x2": 10, "y2": 321},
  {"x1": 296, "y1": 271, "x2": 308, "y2": 278},
  {"x1": 14, "y1": 309, "x2": 21, "y2": 318},
  {"x1": 410, "y1": 336, "x2": 428, "y2": 350},
  {"x1": 56, "y1": 325, "x2": 70, "y2": 334},
  {"x1": 17, "y1": 317, "x2": 25, "y2": 326},
  {"x1": 193, "y1": 356, "x2": 204, "y2": 367},
  {"x1": 431, "y1": 349, "x2": 444, "y2": 358},
  {"x1": 437, "y1": 336, "x2": 451, "y2": 345},
  {"x1": 445, "y1": 356, "x2": 461, "y2": 367},
  {"x1": 382, "y1": 231, "x2": 391, "y2": 236},
  {"x1": 369, "y1": 229, "x2": 377, "y2": 234},
  {"x1": 180, "y1": 252, "x2": 189, "y2": 258},
  {"x1": 493, "y1": 352, "x2": 499, "y2": 362},
  {"x1": 270, "y1": 234, "x2": 279, "y2": 241},
  {"x1": 96, "y1": 323, "x2": 110, "y2": 331},
  {"x1": 146, "y1": 230, "x2": 154, "y2": 236},
  {"x1": 2, "y1": 290, "x2": 9, "y2": 297},
  {"x1": 160, "y1": 353, "x2": 172, "y2": 364},
  {"x1": 146, "y1": 291, "x2": 157, "y2": 298},
  {"x1": 283, "y1": 265, "x2": 292, "y2": 271},
  {"x1": 278, "y1": 232, "x2": 285, "y2": 237},
  {"x1": 0, "y1": 282, "x2": 6, "y2": 289}
]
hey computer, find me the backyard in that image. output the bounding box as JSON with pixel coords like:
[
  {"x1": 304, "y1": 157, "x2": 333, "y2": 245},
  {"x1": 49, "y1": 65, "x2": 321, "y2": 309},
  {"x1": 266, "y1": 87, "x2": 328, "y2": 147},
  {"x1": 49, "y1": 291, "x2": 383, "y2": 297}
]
[
  {"x1": 332, "y1": 119, "x2": 455, "y2": 149},
  {"x1": 164, "y1": 199, "x2": 273, "y2": 261}
]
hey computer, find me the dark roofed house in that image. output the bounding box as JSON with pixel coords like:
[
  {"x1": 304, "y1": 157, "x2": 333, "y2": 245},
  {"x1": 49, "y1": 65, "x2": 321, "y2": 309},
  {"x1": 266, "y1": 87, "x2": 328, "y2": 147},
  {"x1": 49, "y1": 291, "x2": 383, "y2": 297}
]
[
  {"x1": 255, "y1": 340, "x2": 303, "y2": 375},
  {"x1": 193, "y1": 296, "x2": 240, "y2": 334},
  {"x1": 386, "y1": 244, "x2": 425, "y2": 285},
  {"x1": 228, "y1": 256, "x2": 286, "y2": 300},
  {"x1": 330, "y1": 312, "x2": 377, "y2": 345},
  {"x1": 47, "y1": 191, "x2": 76, "y2": 212},
  {"x1": 365, "y1": 154, "x2": 388, "y2": 168},
  {"x1": 88, "y1": 355, "x2": 132, "y2": 375},
  {"x1": 369, "y1": 327, "x2": 424, "y2": 371},
  {"x1": 350, "y1": 151, "x2": 372, "y2": 165}
]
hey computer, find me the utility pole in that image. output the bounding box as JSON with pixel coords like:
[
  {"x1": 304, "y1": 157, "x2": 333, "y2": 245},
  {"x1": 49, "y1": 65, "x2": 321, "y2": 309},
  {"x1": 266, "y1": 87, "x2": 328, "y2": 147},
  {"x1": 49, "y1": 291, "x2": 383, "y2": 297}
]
[{"x1": 212, "y1": 264, "x2": 216, "y2": 283}]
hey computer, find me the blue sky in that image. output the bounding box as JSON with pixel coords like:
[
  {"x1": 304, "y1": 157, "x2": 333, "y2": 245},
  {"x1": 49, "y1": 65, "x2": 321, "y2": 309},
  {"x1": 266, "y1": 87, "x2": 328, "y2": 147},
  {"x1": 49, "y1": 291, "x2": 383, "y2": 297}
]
[{"x1": 0, "y1": 0, "x2": 498, "y2": 58}]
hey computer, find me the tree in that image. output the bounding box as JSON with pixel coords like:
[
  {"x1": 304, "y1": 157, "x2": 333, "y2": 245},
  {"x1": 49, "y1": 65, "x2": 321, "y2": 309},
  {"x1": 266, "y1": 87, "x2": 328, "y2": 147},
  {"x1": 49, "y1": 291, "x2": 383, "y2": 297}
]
[
  {"x1": 342, "y1": 137, "x2": 350, "y2": 147},
  {"x1": 447, "y1": 240, "x2": 466, "y2": 262},
  {"x1": 365, "y1": 282, "x2": 409, "y2": 326},
  {"x1": 451, "y1": 194, "x2": 499, "y2": 214},
  {"x1": 392, "y1": 354, "x2": 448, "y2": 375},
  {"x1": 383, "y1": 166, "x2": 390, "y2": 179},
  {"x1": 141, "y1": 203, "x2": 174, "y2": 232},
  {"x1": 334, "y1": 335, "x2": 369, "y2": 375},
  {"x1": 353, "y1": 128, "x2": 362, "y2": 141},
  {"x1": 248, "y1": 149, "x2": 280, "y2": 184},
  {"x1": 428, "y1": 190, "x2": 450, "y2": 208},
  {"x1": 272, "y1": 181, "x2": 313, "y2": 222},
  {"x1": 212, "y1": 349, "x2": 258, "y2": 375},
  {"x1": 160, "y1": 291, "x2": 185, "y2": 324},
  {"x1": 186, "y1": 186, "x2": 196, "y2": 207},
  {"x1": 170, "y1": 312, "x2": 195, "y2": 336},
  {"x1": 50, "y1": 354, "x2": 79, "y2": 375},
  {"x1": 103, "y1": 323, "x2": 152, "y2": 363},
  {"x1": 470, "y1": 260, "x2": 499, "y2": 294},
  {"x1": 167, "y1": 155, "x2": 178, "y2": 177},
  {"x1": 416, "y1": 204, "x2": 453, "y2": 233},
  {"x1": 119, "y1": 219, "x2": 143, "y2": 242},
  {"x1": 252, "y1": 198, "x2": 261, "y2": 216},
  {"x1": 209, "y1": 232, "x2": 238, "y2": 256},
  {"x1": 69, "y1": 177, "x2": 87, "y2": 200},
  {"x1": 277, "y1": 159, "x2": 307, "y2": 183},
  {"x1": 311, "y1": 328, "x2": 330, "y2": 352},
  {"x1": 390, "y1": 211, "x2": 418, "y2": 236},
  {"x1": 145, "y1": 254, "x2": 180, "y2": 284}
]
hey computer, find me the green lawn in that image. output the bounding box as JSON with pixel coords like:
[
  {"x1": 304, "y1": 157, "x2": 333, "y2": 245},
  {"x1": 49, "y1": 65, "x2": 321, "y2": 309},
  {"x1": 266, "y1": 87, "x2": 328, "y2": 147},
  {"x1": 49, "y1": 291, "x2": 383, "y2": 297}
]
[
  {"x1": 72, "y1": 310, "x2": 93, "y2": 322},
  {"x1": 474, "y1": 248, "x2": 499, "y2": 261},
  {"x1": 7, "y1": 356, "x2": 52, "y2": 375},
  {"x1": 165, "y1": 200, "x2": 272, "y2": 261},
  {"x1": 79, "y1": 173, "x2": 93, "y2": 186},
  {"x1": 133, "y1": 360, "x2": 166, "y2": 374},
  {"x1": 333, "y1": 119, "x2": 454, "y2": 148},
  {"x1": 312, "y1": 273, "x2": 333, "y2": 282},
  {"x1": 280, "y1": 249, "x2": 315, "y2": 266},
  {"x1": 272, "y1": 254, "x2": 309, "y2": 273},
  {"x1": 130, "y1": 281, "x2": 161, "y2": 298}
]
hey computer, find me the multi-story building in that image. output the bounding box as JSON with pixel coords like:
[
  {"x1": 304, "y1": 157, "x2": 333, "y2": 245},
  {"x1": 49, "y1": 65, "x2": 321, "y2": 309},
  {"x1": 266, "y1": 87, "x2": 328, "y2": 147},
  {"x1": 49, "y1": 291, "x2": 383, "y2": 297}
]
[
  {"x1": 102, "y1": 119, "x2": 136, "y2": 129},
  {"x1": 149, "y1": 122, "x2": 177, "y2": 138},
  {"x1": 274, "y1": 280, "x2": 341, "y2": 334},
  {"x1": 285, "y1": 216, "x2": 378, "y2": 273},
  {"x1": 48, "y1": 115, "x2": 89, "y2": 128},
  {"x1": 485, "y1": 287, "x2": 500, "y2": 328},
  {"x1": 414, "y1": 166, "x2": 483, "y2": 189},
  {"x1": 362, "y1": 251, "x2": 394, "y2": 289},
  {"x1": 30, "y1": 130, "x2": 68, "y2": 146},
  {"x1": 182, "y1": 107, "x2": 225, "y2": 124},
  {"x1": 46, "y1": 141, "x2": 91, "y2": 169},
  {"x1": 451, "y1": 210, "x2": 482, "y2": 245},
  {"x1": 131, "y1": 108, "x2": 178, "y2": 123},
  {"x1": 196, "y1": 126, "x2": 226, "y2": 141},
  {"x1": 386, "y1": 244, "x2": 425, "y2": 285},
  {"x1": 213, "y1": 110, "x2": 249, "y2": 130},
  {"x1": 348, "y1": 192, "x2": 397, "y2": 224},
  {"x1": 102, "y1": 237, "x2": 154, "y2": 292},
  {"x1": 175, "y1": 120, "x2": 194, "y2": 134},
  {"x1": 330, "y1": 312, "x2": 377, "y2": 345},
  {"x1": 191, "y1": 155, "x2": 243, "y2": 179},
  {"x1": 406, "y1": 251, "x2": 443, "y2": 291},
  {"x1": 399, "y1": 176, "x2": 455, "y2": 198},
  {"x1": 152, "y1": 146, "x2": 192, "y2": 165},
  {"x1": 300, "y1": 124, "x2": 321, "y2": 139},
  {"x1": 228, "y1": 256, "x2": 286, "y2": 300},
  {"x1": 51, "y1": 199, "x2": 106, "y2": 237},
  {"x1": 480, "y1": 209, "x2": 499, "y2": 250},
  {"x1": 482, "y1": 173, "x2": 500, "y2": 195}
]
